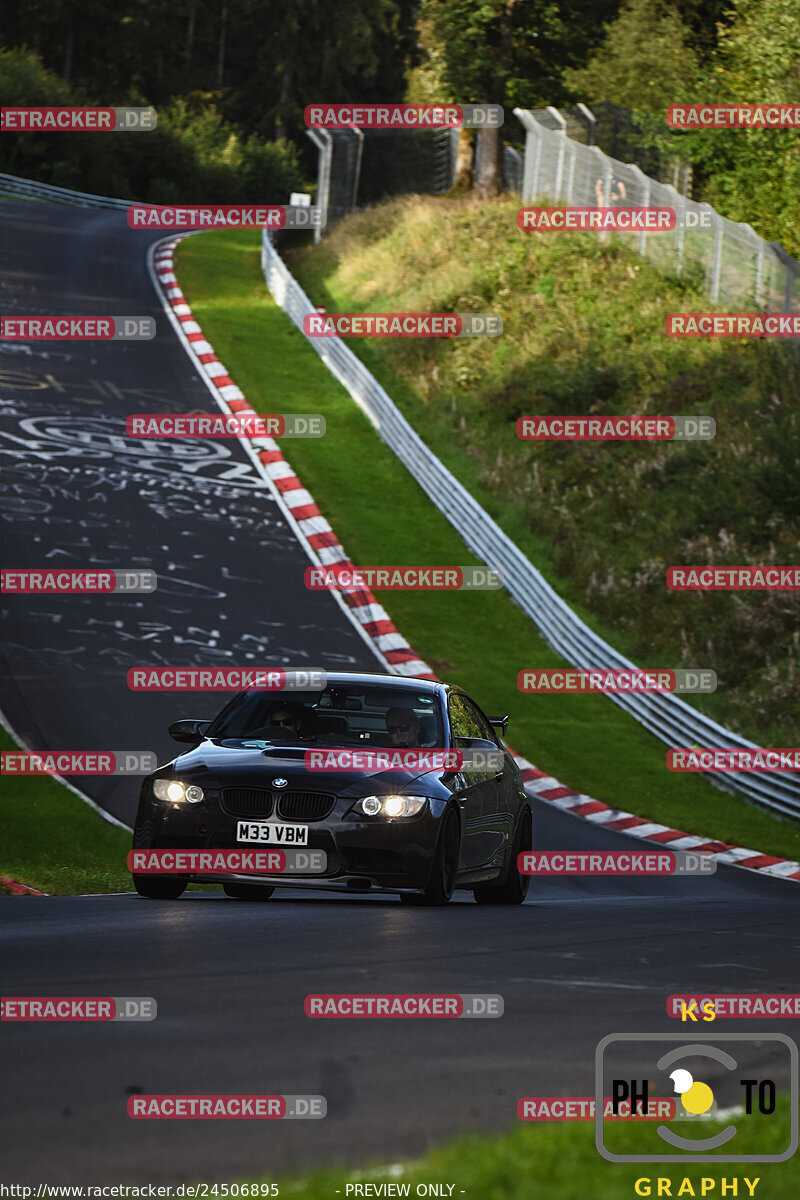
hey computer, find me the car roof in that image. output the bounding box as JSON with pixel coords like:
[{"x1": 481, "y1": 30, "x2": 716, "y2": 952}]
[{"x1": 318, "y1": 671, "x2": 446, "y2": 694}]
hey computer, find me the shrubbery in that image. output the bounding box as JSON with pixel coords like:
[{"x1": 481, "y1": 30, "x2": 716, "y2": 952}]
[{"x1": 0, "y1": 48, "x2": 303, "y2": 202}]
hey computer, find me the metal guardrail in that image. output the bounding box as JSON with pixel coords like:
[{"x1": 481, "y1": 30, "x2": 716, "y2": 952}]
[
  {"x1": 0, "y1": 171, "x2": 131, "y2": 210},
  {"x1": 1, "y1": 168, "x2": 795, "y2": 817},
  {"x1": 261, "y1": 228, "x2": 800, "y2": 820}
]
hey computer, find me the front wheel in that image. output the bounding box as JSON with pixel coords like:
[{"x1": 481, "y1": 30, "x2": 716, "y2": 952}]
[
  {"x1": 399, "y1": 806, "x2": 460, "y2": 907},
  {"x1": 133, "y1": 874, "x2": 187, "y2": 900},
  {"x1": 473, "y1": 806, "x2": 532, "y2": 905},
  {"x1": 223, "y1": 882, "x2": 275, "y2": 901}
]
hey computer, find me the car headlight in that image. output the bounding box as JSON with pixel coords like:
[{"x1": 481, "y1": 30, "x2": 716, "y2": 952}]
[
  {"x1": 153, "y1": 779, "x2": 204, "y2": 804},
  {"x1": 357, "y1": 795, "x2": 427, "y2": 818}
]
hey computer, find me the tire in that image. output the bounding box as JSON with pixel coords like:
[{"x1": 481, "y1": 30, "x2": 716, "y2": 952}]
[
  {"x1": 473, "y1": 806, "x2": 532, "y2": 906},
  {"x1": 133, "y1": 874, "x2": 187, "y2": 900},
  {"x1": 399, "y1": 806, "x2": 460, "y2": 907},
  {"x1": 223, "y1": 882, "x2": 275, "y2": 901}
]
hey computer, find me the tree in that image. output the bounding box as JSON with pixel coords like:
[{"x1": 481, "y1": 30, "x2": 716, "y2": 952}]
[
  {"x1": 563, "y1": 0, "x2": 699, "y2": 112},
  {"x1": 421, "y1": 0, "x2": 620, "y2": 195}
]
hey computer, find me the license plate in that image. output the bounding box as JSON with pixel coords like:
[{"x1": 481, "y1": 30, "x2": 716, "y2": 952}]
[{"x1": 236, "y1": 821, "x2": 308, "y2": 846}]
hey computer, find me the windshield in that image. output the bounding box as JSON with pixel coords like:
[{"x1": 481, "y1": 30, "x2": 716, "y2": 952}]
[{"x1": 206, "y1": 683, "x2": 443, "y2": 748}]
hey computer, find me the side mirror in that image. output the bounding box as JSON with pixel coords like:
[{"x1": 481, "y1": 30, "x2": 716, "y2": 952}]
[
  {"x1": 168, "y1": 719, "x2": 210, "y2": 745},
  {"x1": 487, "y1": 714, "x2": 509, "y2": 736}
]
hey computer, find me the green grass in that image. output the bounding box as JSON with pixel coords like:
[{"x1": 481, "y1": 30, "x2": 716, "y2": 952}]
[
  {"x1": 172, "y1": 226, "x2": 800, "y2": 863},
  {"x1": 0, "y1": 724, "x2": 132, "y2": 894},
  {"x1": 285, "y1": 195, "x2": 800, "y2": 747},
  {"x1": 257, "y1": 1099, "x2": 798, "y2": 1199}
]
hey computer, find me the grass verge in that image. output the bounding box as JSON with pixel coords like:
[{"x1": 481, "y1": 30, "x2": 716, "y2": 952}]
[
  {"x1": 0, "y1": 724, "x2": 132, "y2": 894},
  {"x1": 257, "y1": 1100, "x2": 797, "y2": 1199},
  {"x1": 172, "y1": 227, "x2": 800, "y2": 862}
]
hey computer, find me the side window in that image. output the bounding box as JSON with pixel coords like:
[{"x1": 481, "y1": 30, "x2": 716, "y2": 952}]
[
  {"x1": 465, "y1": 699, "x2": 499, "y2": 745},
  {"x1": 449, "y1": 694, "x2": 495, "y2": 741},
  {"x1": 448, "y1": 694, "x2": 475, "y2": 739}
]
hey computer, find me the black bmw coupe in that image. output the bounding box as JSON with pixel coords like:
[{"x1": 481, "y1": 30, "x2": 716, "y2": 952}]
[{"x1": 132, "y1": 671, "x2": 532, "y2": 906}]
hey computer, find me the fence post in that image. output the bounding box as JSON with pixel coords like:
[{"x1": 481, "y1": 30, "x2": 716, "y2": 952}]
[
  {"x1": 576, "y1": 102, "x2": 596, "y2": 146},
  {"x1": 592, "y1": 146, "x2": 612, "y2": 244},
  {"x1": 709, "y1": 210, "x2": 724, "y2": 303},
  {"x1": 351, "y1": 126, "x2": 364, "y2": 212},
  {"x1": 306, "y1": 129, "x2": 332, "y2": 244},
  {"x1": 627, "y1": 163, "x2": 650, "y2": 257},
  {"x1": 564, "y1": 140, "x2": 577, "y2": 204},
  {"x1": 513, "y1": 108, "x2": 543, "y2": 203},
  {"x1": 547, "y1": 105, "x2": 567, "y2": 201},
  {"x1": 671, "y1": 188, "x2": 685, "y2": 277}
]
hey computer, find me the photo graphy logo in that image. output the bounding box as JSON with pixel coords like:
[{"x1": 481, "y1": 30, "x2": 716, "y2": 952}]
[{"x1": 595, "y1": 1033, "x2": 798, "y2": 1162}]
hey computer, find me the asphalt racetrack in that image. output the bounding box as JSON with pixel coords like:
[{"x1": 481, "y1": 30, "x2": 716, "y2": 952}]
[
  {"x1": 0, "y1": 200, "x2": 378, "y2": 826},
  {"x1": 1, "y1": 200, "x2": 799, "y2": 1184}
]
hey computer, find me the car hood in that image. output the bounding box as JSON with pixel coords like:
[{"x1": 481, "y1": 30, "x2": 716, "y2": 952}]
[{"x1": 165, "y1": 740, "x2": 451, "y2": 798}]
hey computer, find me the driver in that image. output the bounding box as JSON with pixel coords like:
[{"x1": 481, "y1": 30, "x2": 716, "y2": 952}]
[
  {"x1": 269, "y1": 702, "x2": 310, "y2": 738},
  {"x1": 385, "y1": 706, "x2": 422, "y2": 748}
]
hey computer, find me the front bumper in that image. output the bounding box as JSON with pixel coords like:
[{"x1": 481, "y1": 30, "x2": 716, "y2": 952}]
[{"x1": 133, "y1": 792, "x2": 446, "y2": 891}]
